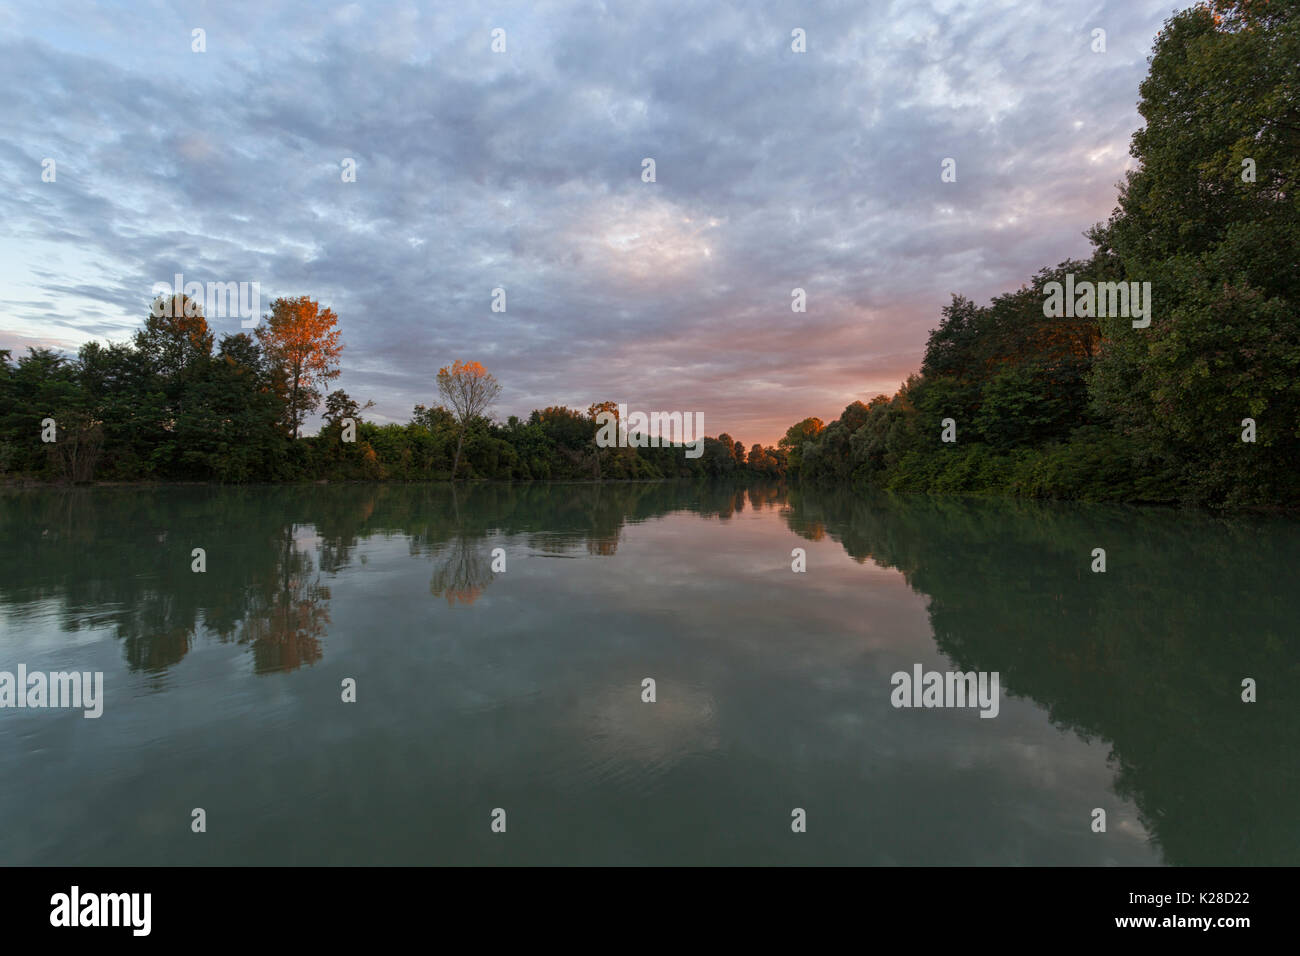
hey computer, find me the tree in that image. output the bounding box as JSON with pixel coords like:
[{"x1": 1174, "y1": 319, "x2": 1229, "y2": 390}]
[
  {"x1": 838, "y1": 400, "x2": 873, "y2": 434},
  {"x1": 715, "y1": 433, "x2": 740, "y2": 473},
  {"x1": 531, "y1": 406, "x2": 591, "y2": 453},
  {"x1": 587, "y1": 401, "x2": 621, "y2": 479},
  {"x1": 323, "y1": 389, "x2": 374, "y2": 427},
  {"x1": 1088, "y1": 0, "x2": 1300, "y2": 504},
  {"x1": 920, "y1": 295, "x2": 982, "y2": 380},
  {"x1": 135, "y1": 293, "x2": 213, "y2": 432},
  {"x1": 76, "y1": 340, "x2": 158, "y2": 478},
  {"x1": 136, "y1": 294, "x2": 214, "y2": 383},
  {"x1": 848, "y1": 387, "x2": 919, "y2": 481},
  {"x1": 748, "y1": 443, "x2": 784, "y2": 476},
  {"x1": 0, "y1": 347, "x2": 95, "y2": 479},
  {"x1": 411, "y1": 404, "x2": 455, "y2": 432},
  {"x1": 436, "y1": 360, "x2": 502, "y2": 480},
  {"x1": 780, "y1": 417, "x2": 824, "y2": 474},
  {"x1": 700, "y1": 435, "x2": 737, "y2": 477},
  {"x1": 780, "y1": 418, "x2": 824, "y2": 450},
  {"x1": 173, "y1": 333, "x2": 285, "y2": 481},
  {"x1": 256, "y1": 296, "x2": 344, "y2": 440}
]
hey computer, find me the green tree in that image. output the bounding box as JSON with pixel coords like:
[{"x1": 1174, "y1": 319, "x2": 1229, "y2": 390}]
[
  {"x1": 134, "y1": 294, "x2": 214, "y2": 443},
  {"x1": 780, "y1": 417, "x2": 824, "y2": 474},
  {"x1": 1088, "y1": 0, "x2": 1300, "y2": 505}
]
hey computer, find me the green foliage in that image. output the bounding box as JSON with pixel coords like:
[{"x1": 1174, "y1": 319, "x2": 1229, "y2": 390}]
[
  {"x1": 0, "y1": 320, "x2": 783, "y2": 485},
  {"x1": 1086, "y1": 0, "x2": 1300, "y2": 506},
  {"x1": 784, "y1": 2, "x2": 1298, "y2": 510}
]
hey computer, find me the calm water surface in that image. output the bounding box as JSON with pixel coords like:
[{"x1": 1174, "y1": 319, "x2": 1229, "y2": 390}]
[{"x1": 1, "y1": 482, "x2": 1295, "y2": 865}]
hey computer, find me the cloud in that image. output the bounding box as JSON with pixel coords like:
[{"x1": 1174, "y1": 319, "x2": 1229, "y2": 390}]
[{"x1": 0, "y1": 0, "x2": 1183, "y2": 443}]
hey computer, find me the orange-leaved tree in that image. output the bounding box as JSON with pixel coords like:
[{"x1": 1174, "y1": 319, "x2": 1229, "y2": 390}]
[{"x1": 256, "y1": 296, "x2": 343, "y2": 440}]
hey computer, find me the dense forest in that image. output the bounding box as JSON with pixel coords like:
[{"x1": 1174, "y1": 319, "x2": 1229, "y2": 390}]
[
  {"x1": 783, "y1": 1, "x2": 1299, "y2": 508},
  {"x1": 3, "y1": 1, "x2": 1295, "y2": 508}
]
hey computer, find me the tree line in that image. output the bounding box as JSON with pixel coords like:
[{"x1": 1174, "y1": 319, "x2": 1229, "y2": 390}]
[
  {"x1": 0, "y1": 294, "x2": 786, "y2": 484},
  {"x1": 782, "y1": 1, "x2": 1299, "y2": 508}
]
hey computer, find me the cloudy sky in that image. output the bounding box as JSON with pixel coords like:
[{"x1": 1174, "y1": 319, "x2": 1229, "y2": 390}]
[{"x1": 0, "y1": 0, "x2": 1186, "y2": 445}]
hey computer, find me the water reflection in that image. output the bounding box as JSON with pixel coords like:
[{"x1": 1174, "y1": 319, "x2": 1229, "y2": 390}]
[
  {"x1": 0, "y1": 482, "x2": 770, "y2": 673},
  {"x1": 781, "y1": 485, "x2": 1300, "y2": 866},
  {"x1": 0, "y1": 479, "x2": 1295, "y2": 865},
  {"x1": 238, "y1": 525, "x2": 329, "y2": 672},
  {"x1": 430, "y1": 535, "x2": 493, "y2": 606}
]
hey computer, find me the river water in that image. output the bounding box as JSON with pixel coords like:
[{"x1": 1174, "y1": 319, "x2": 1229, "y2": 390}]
[{"x1": 1, "y1": 482, "x2": 1294, "y2": 865}]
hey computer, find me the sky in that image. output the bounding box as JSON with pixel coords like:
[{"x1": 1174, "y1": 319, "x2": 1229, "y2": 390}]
[{"x1": 0, "y1": 0, "x2": 1188, "y2": 446}]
